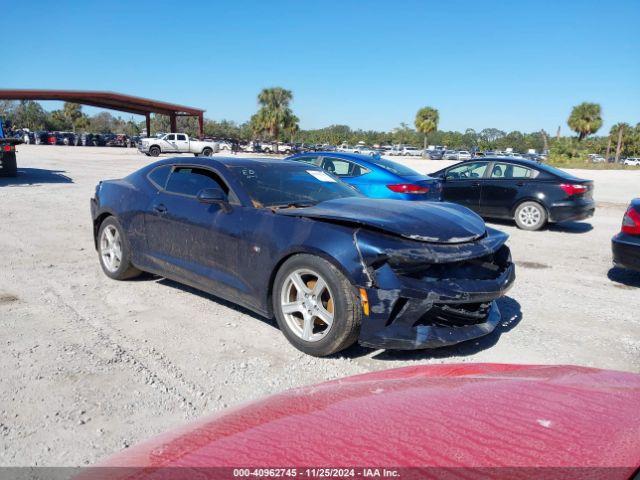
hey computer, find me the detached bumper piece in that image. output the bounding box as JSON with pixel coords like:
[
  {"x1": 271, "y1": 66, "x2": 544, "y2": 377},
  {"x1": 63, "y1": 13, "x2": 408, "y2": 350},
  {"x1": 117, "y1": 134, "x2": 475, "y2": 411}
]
[
  {"x1": 360, "y1": 300, "x2": 502, "y2": 350},
  {"x1": 358, "y1": 241, "x2": 515, "y2": 350}
]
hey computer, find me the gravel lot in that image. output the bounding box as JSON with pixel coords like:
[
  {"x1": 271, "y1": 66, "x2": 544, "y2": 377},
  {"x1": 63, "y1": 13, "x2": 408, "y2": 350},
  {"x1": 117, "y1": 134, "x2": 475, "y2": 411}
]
[{"x1": 1, "y1": 145, "x2": 639, "y2": 466}]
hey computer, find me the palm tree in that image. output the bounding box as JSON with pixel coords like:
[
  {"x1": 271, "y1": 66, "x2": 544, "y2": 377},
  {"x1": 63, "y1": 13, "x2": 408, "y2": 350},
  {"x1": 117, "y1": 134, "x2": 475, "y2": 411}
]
[
  {"x1": 285, "y1": 113, "x2": 300, "y2": 143},
  {"x1": 567, "y1": 102, "x2": 602, "y2": 140},
  {"x1": 610, "y1": 122, "x2": 631, "y2": 162},
  {"x1": 415, "y1": 107, "x2": 439, "y2": 152},
  {"x1": 252, "y1": 87, "x2": 295, "y2": 147}
]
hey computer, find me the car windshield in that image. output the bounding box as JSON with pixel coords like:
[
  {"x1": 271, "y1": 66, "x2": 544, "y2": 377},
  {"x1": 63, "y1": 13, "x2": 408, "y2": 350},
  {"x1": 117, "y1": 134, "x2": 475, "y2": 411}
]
[
  {"x1": 229, "y1": 163, "x2": 362, "y2": 208},
  {"x1": 369, "y1": 157, "x2": 421, "y2": 176}
]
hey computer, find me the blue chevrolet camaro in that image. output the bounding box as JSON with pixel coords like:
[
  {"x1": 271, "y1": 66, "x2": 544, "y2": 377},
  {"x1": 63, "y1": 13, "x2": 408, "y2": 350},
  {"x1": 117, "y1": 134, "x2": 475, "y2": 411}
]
[
  {"x1": 91, "y1": 157, "x2": 514, "y2": 356},
  {"x1": 285, "y1": 152, "x2": 442, "y2": 201}
]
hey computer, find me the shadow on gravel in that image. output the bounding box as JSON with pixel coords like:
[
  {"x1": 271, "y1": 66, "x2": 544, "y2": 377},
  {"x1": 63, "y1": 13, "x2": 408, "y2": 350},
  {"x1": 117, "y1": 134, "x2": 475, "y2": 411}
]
[
  {"x1": 155, "y1": 276, "x2": 278, "y2": 327},
  {"x1": 338, "y1": 296, "x2": 523, "y2": 361},
  {"x1": 608, "y1": 267, "x2": 640, "y2": 288},
  {"x1": 547, "y1": 221, "x2": 593, "y2": 234},
  {"x1": 0, "y1": 168, "x2": 73, "y2": 186},
  {"x1": 486, "y1": 218, "x2": 593, "y2": 234}
]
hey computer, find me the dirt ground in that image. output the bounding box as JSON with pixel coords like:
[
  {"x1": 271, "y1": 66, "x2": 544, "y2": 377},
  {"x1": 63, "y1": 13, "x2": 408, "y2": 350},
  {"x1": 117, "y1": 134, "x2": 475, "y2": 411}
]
[{"x1": 1, "y1": 145, "x2": 639, "y2": 467}]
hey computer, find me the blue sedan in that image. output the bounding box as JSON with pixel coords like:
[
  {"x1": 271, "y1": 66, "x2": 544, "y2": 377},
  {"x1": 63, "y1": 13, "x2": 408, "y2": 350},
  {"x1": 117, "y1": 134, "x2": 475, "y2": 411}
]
[{"x1": 285, "y1": 152, "x2": 442, "y2": 201}]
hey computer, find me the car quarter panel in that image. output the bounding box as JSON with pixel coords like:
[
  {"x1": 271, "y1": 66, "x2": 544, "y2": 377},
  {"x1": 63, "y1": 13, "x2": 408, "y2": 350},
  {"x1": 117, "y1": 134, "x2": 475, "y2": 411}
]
[{"x1": 91, "y1": 177, "x2": 150, "y2": 263}]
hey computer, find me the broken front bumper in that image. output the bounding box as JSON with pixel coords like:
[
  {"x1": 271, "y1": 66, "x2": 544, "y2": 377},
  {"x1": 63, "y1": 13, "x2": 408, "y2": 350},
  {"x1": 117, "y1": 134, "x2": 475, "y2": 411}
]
[{"x1": 354, "y1": 228, "x2": 516, "y2": 350}]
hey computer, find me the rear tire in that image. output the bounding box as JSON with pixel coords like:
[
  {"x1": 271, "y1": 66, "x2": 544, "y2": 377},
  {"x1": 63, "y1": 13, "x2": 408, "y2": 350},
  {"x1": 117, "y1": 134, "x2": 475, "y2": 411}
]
[
  {"x1": 514, "y1": 201, "x2": 547, "y2": 231},
  {"x1": 273, "y1": 254, "x2": 360, "y2": 357},
  {"x1": 202, "y1": 147, "x2": 213, "y2": 156},
  {"x1": 149, "y1": 146, "x2": 161, "y2": 157},
  {"x1": 97, "y1": 216, "x2": 142, "y2": 280}
]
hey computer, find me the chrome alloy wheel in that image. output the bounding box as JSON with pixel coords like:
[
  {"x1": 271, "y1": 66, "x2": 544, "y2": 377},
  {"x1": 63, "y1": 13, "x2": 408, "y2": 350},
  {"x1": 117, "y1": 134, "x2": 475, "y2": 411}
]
[
  {"x1": 280, "y1": 269, "x2": 334, "y2": 342},
  {"x1": 518, "y1": 204, "x2": 542, "y2": 228},
  {"x1": 100, "y1": 225, "x2": 122, "y2": 273}
]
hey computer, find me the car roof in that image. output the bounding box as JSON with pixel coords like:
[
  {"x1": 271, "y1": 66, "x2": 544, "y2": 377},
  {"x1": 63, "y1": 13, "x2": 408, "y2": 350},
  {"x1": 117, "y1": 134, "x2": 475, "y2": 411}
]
[
  {"x1": 288, "y1": 151, "x2": 382, "y2": 163},
  {"x1": 469, "y1": 156, "x2": 542, "y2": 167},
  {"x1": 149, "y1": 156, "x2": 306, "y2": 169}
]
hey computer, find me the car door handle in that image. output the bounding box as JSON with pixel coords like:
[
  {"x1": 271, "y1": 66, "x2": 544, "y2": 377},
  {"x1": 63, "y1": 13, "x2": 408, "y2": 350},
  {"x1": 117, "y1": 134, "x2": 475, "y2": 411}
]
[
  {"x1": 471, "y1": 182, "x2": 481, "y2": 187},
  {"x1": 153, "y1": 204, "x2": 167, "y2": 214},
  {"x1": 516, "y1": 181, "x2": 525, "y2": 187}
]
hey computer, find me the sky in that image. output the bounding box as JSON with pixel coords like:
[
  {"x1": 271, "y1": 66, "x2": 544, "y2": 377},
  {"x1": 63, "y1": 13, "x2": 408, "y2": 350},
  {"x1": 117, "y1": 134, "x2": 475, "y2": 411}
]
[{"x1": 2, "y1": 0, "x2": 639, "y2": 134}]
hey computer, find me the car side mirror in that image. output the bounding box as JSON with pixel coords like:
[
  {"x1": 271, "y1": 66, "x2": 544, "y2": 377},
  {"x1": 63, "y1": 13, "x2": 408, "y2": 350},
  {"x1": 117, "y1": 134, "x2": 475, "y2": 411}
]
[{"x1": 197, "y1": 187, "x2": 227, "y2": 204}]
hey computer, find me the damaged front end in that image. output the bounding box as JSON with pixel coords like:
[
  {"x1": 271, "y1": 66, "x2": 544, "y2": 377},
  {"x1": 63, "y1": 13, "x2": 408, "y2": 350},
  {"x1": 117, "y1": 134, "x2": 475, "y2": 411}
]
[{"x1": 354, "y1": 227, "x2": 515, "y2": 350}]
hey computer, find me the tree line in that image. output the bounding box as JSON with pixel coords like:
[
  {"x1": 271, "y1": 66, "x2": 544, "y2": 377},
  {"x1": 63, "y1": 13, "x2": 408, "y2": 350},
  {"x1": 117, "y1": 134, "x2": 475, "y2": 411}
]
[{"x1": 1, "y1": 91, "x2": 638, "y2": 158}]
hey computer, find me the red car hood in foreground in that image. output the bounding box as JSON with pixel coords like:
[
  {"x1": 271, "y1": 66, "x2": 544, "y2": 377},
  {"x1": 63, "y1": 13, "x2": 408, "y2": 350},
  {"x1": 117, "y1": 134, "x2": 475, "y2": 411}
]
[{"x1": 86, "y1": 364, "x2": 640, "y2": 479}]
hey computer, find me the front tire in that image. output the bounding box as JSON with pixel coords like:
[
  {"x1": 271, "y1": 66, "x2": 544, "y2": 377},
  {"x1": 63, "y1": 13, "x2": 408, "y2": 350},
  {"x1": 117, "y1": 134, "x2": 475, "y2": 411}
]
[
  {"x1": 149, "y1": 146, "x2": 161, "y2": 157},
  {"x1": 273, "y1": 254, "x2": 360, "y2": 357},
  {"x1": 514, "y1": 201, "x2": 547, "y2": 231},
  {"x1": 97, "y1": 217, "x2": 141, "y2": 280}
]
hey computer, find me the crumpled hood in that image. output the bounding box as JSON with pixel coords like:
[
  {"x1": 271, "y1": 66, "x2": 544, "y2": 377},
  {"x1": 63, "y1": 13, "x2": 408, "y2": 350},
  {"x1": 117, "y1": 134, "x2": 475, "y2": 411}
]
[{"x1": 277, "y1": 197, "x2": 486, "y2": 244}]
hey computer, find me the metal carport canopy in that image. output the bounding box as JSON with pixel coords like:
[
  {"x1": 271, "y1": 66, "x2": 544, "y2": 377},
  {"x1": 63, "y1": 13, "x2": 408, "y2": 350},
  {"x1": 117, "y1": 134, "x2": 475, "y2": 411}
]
[{"x1": 0, "y1": 89, "x2": 205, "y2": 137}]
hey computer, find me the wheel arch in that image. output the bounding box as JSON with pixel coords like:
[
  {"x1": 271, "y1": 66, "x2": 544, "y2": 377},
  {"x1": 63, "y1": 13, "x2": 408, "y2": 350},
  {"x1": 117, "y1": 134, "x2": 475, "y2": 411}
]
[
  {"x1": 511, "y1": 197, "x2": 549, "y2": 219},
  {"x1": 93, "y1": 210, "x2": 116, "y2": 250},
  {"x1": 265, "y1": 247, "x2": 360, "y2": 318}
]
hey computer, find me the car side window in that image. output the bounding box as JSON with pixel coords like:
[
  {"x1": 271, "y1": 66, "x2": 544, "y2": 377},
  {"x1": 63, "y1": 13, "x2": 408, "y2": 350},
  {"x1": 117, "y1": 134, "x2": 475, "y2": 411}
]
[
  {"x1": 322, "y1": 158, "x2": 369, "y2": 177},
  {"x1": 147, "y1": 165, "x2": 172, "y2": 189},
  {"x1": 323, "y1": 158, "x2": 351, "y2": 176},
  {"x1": 165, "y1": 167, "x2": 230, "y2": 197},
  {"x1": 445, "y1": 162, "x2": 488, "y2": 180},
  {"x1": 165, "y1": 134, "x2": 176, "y2": 141},
  {"x1": 296, "y1": 156, "x2": 322, "y2": 166},
  {"x1": 491, "y1": 163, "x2": 538, "y2": 179},
  {"x1": 176, "y1": 134, "x2": 187, "y2": 141}
]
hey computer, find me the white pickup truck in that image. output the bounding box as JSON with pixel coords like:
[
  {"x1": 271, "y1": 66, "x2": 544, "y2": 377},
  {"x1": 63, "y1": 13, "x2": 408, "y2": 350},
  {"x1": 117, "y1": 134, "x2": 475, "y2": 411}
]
[{"x1": 138, "y1": 133, "x2": 219, "y2": 157}]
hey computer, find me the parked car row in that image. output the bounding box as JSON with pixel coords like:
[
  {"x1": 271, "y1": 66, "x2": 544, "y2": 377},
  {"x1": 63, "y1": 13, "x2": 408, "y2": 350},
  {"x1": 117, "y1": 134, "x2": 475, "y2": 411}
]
[
  {"x1": 588, "y1": 153, "x2": 640, "y2": 165},
  {"x1": 286, "y1": 153, "x2": 595, "y2": 231},
  {"x1": 8, "y1": 129, "x2": 141, "y2": 148}
]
